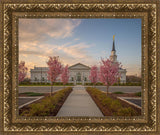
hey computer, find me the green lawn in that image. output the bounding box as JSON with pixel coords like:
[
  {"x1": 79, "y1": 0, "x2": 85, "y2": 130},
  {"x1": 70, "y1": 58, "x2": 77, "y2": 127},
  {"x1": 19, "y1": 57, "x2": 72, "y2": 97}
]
[
  {"x1": 20, "y1": 92, "x2": 44, "y2": 96},
  {"x1": 113, "y1": 91, "x2": 124, "y2": 94},
  {"x1": 19, "y1": 84, "x2": 74, "y2": 86}
]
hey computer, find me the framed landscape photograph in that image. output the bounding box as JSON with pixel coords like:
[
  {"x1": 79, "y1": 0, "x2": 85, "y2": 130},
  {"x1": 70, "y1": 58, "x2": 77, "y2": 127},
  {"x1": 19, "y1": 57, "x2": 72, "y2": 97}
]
[
  {"x1": 18, "y1": 18, "x2": 142, "y2": 117},
  {"x1": 0, "y1": 0, "x2": 160, "y2": 134}
]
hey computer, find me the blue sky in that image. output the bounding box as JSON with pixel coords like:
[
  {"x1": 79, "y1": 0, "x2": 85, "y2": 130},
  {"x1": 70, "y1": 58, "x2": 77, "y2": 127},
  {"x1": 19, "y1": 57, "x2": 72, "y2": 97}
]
[{"x1": 19, "y1": 18, "x2": 141, "y2": 76}]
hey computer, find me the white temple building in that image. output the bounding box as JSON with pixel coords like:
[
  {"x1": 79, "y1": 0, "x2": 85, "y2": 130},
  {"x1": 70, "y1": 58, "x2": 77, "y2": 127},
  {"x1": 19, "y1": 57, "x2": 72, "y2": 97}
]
[
  {"x1": 30, "y1": 36, "x2": 126, "y2": 85},
  {"x1": 110, "y1": 36, "x2": 127, "y2": 83}
]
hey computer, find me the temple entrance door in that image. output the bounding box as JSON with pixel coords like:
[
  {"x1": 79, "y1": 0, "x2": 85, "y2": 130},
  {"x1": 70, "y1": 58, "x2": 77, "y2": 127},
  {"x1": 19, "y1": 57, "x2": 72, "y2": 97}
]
[{"x1": 76, "y1": 72, "x2": 81, "y2": 83}]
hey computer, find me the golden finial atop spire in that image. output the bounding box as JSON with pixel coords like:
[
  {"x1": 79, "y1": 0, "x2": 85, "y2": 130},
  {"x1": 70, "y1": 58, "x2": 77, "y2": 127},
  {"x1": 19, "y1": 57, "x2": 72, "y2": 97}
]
[{"x1": 113, "y1": 35, "x2": 115, "y2": 40}]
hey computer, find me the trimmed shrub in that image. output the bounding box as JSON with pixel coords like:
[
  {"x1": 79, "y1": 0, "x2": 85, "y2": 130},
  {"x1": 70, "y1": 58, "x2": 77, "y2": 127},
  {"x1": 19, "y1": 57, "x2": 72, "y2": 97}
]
[
  {"x1": 116, "y1": 107, "x2": 137, "y2": 116},
  {"x1": 101, "y1": 98, "x2": 112, "y2": 106},
  {"x1": 110, "y1": 100, "x2": 122, "y2": 112},
  {"x1": 97, "y1": 82, "x2": 103, "y2": 85},
  {"x1": 135, "y1": 92, "x2": 141, "y2": 97},
  {"x1": 113, "y1": 91, "x2": 124, "y2": 94}
]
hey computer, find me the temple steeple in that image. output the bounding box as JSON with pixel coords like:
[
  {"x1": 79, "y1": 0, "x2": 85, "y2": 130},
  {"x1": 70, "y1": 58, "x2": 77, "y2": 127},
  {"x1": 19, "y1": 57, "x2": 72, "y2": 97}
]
[
  {"x1": 110, "y1": 35, "x2": 117, "y2": 62},
  {"x1": 112, "y1": 35, "x2": 116, "y2": 51}
]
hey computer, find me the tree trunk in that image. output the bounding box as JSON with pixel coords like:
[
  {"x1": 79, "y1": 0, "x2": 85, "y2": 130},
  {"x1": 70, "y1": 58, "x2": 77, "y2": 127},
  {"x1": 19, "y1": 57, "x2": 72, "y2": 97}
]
[
  {"x1": 106, "y1": 85, "x2": 109, "y2": 95},
  {"x1": 51, "y1": 82, "x2": 53, "y2": 95}
]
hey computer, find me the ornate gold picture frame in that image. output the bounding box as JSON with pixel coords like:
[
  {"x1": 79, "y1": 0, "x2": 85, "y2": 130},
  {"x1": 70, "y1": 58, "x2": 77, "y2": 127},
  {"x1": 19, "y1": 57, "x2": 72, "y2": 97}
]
[{"x1": 0, "y1": 0, "x2": 160, "y2": 134}]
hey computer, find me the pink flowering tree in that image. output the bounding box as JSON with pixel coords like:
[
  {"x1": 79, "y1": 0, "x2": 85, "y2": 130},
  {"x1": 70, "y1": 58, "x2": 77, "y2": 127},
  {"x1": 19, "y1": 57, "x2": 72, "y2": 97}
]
[
  {"x1": 89, "y1": 65, "x2": 98, "y2": 87},
  {"x1": 47, "y1": 56, "x2": 63, "y2": 95},
  {"x1": 18, "y1": 61, "x2": 28, "y2": 84},
  {"x1": 61, "y1": 65, "x2": 69, "y2": 87},
  {"x1": 99, "y1": 58, "x2": 121, "y2": 95}
]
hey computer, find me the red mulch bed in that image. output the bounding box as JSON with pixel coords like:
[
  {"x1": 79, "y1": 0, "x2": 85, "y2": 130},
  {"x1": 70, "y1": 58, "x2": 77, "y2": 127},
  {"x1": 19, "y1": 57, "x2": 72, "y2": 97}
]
[
  {"x1": 87, "y1": 90, "x2": 141, "y2": 116},
  {"x1": 87, "y1": 91, "x2": 112, "y2": 116},
  {"x1": 19, "y1": 89, "x2": 72, "y2": 116}
]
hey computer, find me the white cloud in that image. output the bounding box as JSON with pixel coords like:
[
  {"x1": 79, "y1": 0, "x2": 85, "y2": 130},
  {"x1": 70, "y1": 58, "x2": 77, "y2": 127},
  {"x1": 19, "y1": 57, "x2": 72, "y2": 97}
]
[
  {"x1": 74, "y1": 38, "x2": 80, "y2": 41},
  {"x1": 19, "y1": 19, "x2": 81, "y2": 42},
  {"x1": 19, "y1": 41, "x2": 96, "y2": 66},
  {"x1": 19, "y1": 19, "x2": 86, "y2": 67},
  {"x1": 18, "y1": 19, "x2": 103, "y2": 75}
]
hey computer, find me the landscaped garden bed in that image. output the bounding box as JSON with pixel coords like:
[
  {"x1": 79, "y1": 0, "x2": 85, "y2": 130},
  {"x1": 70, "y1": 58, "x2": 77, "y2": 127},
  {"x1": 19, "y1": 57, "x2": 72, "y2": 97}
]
[
  {"x1": 86, "y1": 87, "x2": 141, "y2": 116},
  {"x1": 19, "y1": 87, "x2": 72, "y2": 116}
]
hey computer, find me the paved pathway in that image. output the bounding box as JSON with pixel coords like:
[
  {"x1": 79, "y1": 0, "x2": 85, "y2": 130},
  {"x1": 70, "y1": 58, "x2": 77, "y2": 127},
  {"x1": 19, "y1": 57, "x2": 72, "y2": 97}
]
[
  {"x1": 19, "y1": 86, "x2": 67, "y2": 93},
  {"x1": 126, "y1": 99, "x2": 141, "y2": 107},
  {"x1": 56, "y1": 85, "x2": 104, "y2": 117},
  {"x1": 18, "y1": 97, "x2": 37, "y2": 106},
  {"x1": 118, "y1": 97, "x2": 141, "y2": 109},
  {"x1": 93, "y1": 86, "x2": 141, "y2": 93},
  {"x1": 18, "y1": 96, "x2": 44, "y2": 109},
  {"x1": 19, "y1": 86, "x2": 141, "y2": 93}
]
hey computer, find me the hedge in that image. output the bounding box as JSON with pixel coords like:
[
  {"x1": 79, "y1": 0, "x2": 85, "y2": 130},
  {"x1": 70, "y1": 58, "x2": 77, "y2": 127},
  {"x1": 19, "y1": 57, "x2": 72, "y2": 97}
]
[{"x1": 86, "y1": 87, "x2": 139, "y2": 116}]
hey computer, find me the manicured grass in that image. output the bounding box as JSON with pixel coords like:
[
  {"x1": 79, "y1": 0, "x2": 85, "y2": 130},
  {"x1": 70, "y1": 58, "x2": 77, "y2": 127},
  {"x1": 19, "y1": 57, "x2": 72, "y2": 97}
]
[
  {"x1": 135, "y1": 92, "x2": 141, "y2": 97},
  {"x1": 19, "y1": 84, "x2": 74, "y2": 86},
  {"x1": 19, "y1": 84, "x2": 51, "y2": 86},
  {"x1": 20, "y1": 92, "x2": 44, "y2": 96},
  {"x1": 19, "y1": 82, "x2": 74, "y2": 86},
  {"x1": 85, "y1": 82, "x2": 141, "y2": 86},
  {"x1": 86, "y1": 87, "x2": 140, "y2": 116},
  {"x1": 19, "y1": 87, "x2": 72, "y2": 116},
  {"x1": 113, "y1": 91, "x2": 124, "y2": 94}
]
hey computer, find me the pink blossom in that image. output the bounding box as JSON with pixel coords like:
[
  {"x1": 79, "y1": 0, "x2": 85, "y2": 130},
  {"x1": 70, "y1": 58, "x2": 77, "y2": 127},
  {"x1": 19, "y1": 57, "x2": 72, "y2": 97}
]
[
  {"x1": 99, "y1": 58, "x2": 121, "y2": 94},
  {"x1": 47, "y1": 56, "x2": 63, "y2": 94},
  {"x1": 18, "y1": 61, "x2": 28, "y2": 83},
  {"x1": 89, "y1": 65, "x2": 98, "y2": 85},
  {"x1": 61, "y1": 65, "x2": 69, "y2": 85},
  {"x1": 47, "y1": 56, "x2": 63, "y2": 84}
]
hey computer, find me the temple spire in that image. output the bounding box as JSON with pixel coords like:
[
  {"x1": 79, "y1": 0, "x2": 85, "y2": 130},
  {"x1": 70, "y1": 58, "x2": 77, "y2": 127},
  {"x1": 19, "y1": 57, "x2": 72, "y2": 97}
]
[{"x1": 112, "y1": 35, "x2": 116, "y2": 51}]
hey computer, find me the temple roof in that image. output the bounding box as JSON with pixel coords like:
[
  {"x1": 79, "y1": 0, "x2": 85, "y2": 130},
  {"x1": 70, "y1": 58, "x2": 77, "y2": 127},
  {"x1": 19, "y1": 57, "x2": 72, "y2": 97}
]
[{"x1": 69, "y1": 63, "x2": 91, "y2": 70}]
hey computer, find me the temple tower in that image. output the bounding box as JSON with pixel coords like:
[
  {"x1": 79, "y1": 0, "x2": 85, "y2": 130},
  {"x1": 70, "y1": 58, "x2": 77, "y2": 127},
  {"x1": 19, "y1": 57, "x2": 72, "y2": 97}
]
[{"x1": 110, "y1": 35, "x2": 117, "y2": 62}]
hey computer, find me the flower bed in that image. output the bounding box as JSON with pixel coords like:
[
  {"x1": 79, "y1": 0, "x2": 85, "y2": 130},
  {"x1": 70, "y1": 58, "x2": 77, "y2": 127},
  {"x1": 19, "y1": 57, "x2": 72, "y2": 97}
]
[
  {"x1": 19, "y1": 87, "x2": 72, "y2": 116},
  {"x1": 86, "y1": 87, "x2": 141, "y2": 116}
]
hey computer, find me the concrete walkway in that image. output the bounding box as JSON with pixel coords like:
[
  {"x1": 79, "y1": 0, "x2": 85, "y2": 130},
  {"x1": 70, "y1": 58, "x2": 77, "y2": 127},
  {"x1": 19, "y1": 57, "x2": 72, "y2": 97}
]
[
  {"x1": 19, "y1": 86, "x2": 141, "y2": 93},
  {"x1": 56, "y1": 85, "x2": 104, "y2": 117}
]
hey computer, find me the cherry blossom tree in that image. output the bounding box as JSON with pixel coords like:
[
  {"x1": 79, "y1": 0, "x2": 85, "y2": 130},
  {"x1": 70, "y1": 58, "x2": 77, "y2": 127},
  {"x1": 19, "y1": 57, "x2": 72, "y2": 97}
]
[
  {"x1": 47, "y1": 56, "x2": 63, "y2": 95},
  {"x1": 19, "y1": 61, "x2": 28, "y2": 84},
  {"x1": 61, "y1": 65, "x2": 69, "y2": 87},
  {"x1": 89, "y1": 65, "x2": 98, "y2": 87},
  {"x1": 99, "y1": 58, "x2": 121, "y2": 95}
]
